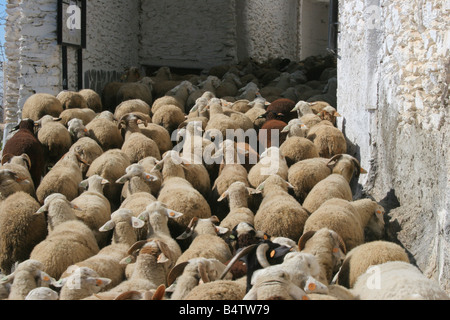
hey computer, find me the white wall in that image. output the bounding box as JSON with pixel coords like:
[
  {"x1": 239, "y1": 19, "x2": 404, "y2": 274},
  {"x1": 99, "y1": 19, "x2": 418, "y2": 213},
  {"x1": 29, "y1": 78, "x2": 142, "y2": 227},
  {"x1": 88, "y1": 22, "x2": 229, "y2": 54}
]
[{"x1": 338, "y1": 0, "x2": 450, "y2": 293}]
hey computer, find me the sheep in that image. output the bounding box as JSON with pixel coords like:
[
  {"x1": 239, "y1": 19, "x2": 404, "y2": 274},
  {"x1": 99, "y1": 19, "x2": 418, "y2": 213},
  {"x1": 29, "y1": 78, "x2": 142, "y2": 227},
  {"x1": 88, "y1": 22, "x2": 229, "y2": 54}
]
[
  {"x1": 316, "y1": 105, "x2": 341, "y2": 127},
  {"x1": 217, "y1": 181, "x2": 260, "y2": 232},
  {"x1": 186, "y1": 75, "x2": 221, "y2": 108},
  {"x1": 25, "y1": 287, "x2": 59, "y2": 300},
  {"x1": 298, "y1": 228, "x2": 347, "y2": 285},
  {"x1": 287, "y1": 157, "x2": 331, "y2": 204},
  {"x1": 113, "y1": 99, "x2": 151, "y2": 121},
  {"x1": 303, "y1": 198, "x2": 386, "y2": 251},
  {"x1": 280, "y1": 132, "x2": 320, "y2": 167},
  {"x1": 2, "y1": 118, "x2": 46, "y2": 188},
  {"x1": 335, "y1": 240, "x2": 410, "y2": 289},
  {"x1": 301, "y1": 154, "x2": 366, "y2": 214},
  {"x1": 204, "y1": 98, "x2": 240, "y2": 139},
  {"x1": 247, "y1": 146, "x2": 289, "y2": 189},
  {"x1": 0, "y1": 153, "x2": 36, "y2": 199},
  {"x1": 29, "y1": 193, "x2": 100, "y2": 279},
  {"x1": 351, "y1": 261, "x2": 450, "y2": 300},
  {"x1": 306, "y1": 121, "x2": 347, "y2": 158},
  {"x1": 183, "y1": 278, "x2": 247, "y2": 300},
  {"x1": 93, "y1": 239, "x2": 174, "y2": 297},
  {"x1": 56, "y1": 90, "x2": 88, "y2": 109},
  {"x1": 244, "y1": 268, "x2": 310, "y2": 300},
  {"x1": 244, "y1": 94, "x2": 270, "y2": 130},
  {"x1": 85, "y1": 114, "x2": 124, "y2": 152},
  {"x1": 254, "y1": 175, "x2": 309, "y2": 243},
  {"x1": 59, "y1": 108, "x2": 96, "y2": 127},
  {"x1": 57, "y1": 266, "x2": 112, "y2": 300},
  {"x1": 119, "y1": 113, "x2": 161, "y2": 163},
  {"x1": 68, "y1": 136, "x2": 104, "y2": 176},
  {"x1": 156, "y1": 151, "x2": 212, "y2": 236},
  {"x1": 258, "y1": 119, "x2": 289, "y2": 149},
  {"x1": 136, "y1": 201, "x2": 184, "y2": 269},
  {"x1": 167, "y1": 257, "x2": 232, "y2": 300},
  {"x1": 35, "y1": 115, "x2": 73, "y2": 166},
  {"x1": 78, "y1": 89, "x2": 103, "y2": 113},
  {"x1": 35, "y1": 147, "x2": 87, "y2": 204},
  {"x1": 21, "y1": 93, "x2": 64, "y2": 121},
  {"x1": 116, "y1": 81, "x2": 153, "y2": 108},
  {"x1": 102, "y1": 284, "x2": 166, "y2": 300},
  {"x1": 259, "y1": 72, "x2": 295, "y2": 101},
  {"x1": 262, "y1": 98, "x2": 298, "y2": 124},
  {"x1": 152, "y1": 80, "x2": 196, "y2": 114},
  {"x1": 85, "y1": 148, "x2": 131, "y2": 209},
  {"x1": 71, "y1": 175, "x2": 112, "y2": 248},
  {"x1": 58, "y1": 209, "x2": 145, "y2": 293},
  {"x1": 0, "y1": 272, "x2": 11, "y2": 299},
  {"x1": 175, "y1": 216, "x2": 232, "y2": 265},
  {"x1": 0, "y1": 191, "x2": 47, "y2": 275},
  {"x1": 1, "y1": 259, "x2": 58, "y2": 300},
  {"x1": 139, "y1": 122, "x2": 173, "y2": 155},
  {"x1": 116, "y1": 162, "x2": 160, "y2": 200},
  {"x1": 67, "y1": 118, "x2": 90, "y2": 143},
  {"x1": 236, "y1": 81, "x2": 259, "y2": 101},
  {"x1": 215, "y1": 72, "x2": 243, "y2": 100},
  {"x1": 119, "y1": 192, "x2": 157, "y2": 241}
]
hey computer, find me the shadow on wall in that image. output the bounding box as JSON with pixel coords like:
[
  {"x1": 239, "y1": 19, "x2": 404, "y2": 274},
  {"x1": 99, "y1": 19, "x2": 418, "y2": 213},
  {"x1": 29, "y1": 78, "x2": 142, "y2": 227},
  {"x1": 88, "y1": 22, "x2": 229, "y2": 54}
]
[{"x1": 84, "y1": 70, "x2": 124, "y2": 95}]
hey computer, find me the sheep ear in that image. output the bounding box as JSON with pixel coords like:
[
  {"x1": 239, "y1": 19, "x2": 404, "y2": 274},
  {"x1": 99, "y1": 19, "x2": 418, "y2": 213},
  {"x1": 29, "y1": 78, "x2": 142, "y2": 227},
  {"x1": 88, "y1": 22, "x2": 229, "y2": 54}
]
[
  {"x1": 281, "y1": 124, "x2": 291, "y2": 133},
  {"x1": 40, "y1": 271, "x2": 58, "y2": 286},
  {"x1": 131, "y1": 217, "x2": 145, "y2": 229},
  {"x1": 86, "y1": 277, "x2": 112, "y2": 289},
  {"x1": 116, "y1": 174, "x2": 129, "y2": 184},
  {"x1": 256, "y1": 181, "x2": 265, "y2": 191},
  {"x1": 36, "y1": 203, "x2": 49, "y2": 214},
  {"x1": 120, "y1": 255, "x2": 136, "y2": 265},
  {"x1": 142, "y1": 172, "x2": 158, "y2": 182},
  {"x1": 165, "y1": 208, "x2": 183, "y2": 219},
  {"x1": 215, "y1": 226, "x2": 229, "y2": 235},
  {"x1": 0, "y1": 273, "x2": 14, "y2": 284},
  {"x1": 101, "y1": 179, "x2": 110, "y2": 185},
  {"x1": 247, "y1": 187, "x2": 261, "y2": 195},
  {"x1": 286, "y1": 182, "x2": 295, "y2": 189},
  {"x1": 79, "y1": 179, "x2": 89, "y2": 189},
  {"x1": 304, "y1": 276, "x2": 329, "y2": 294},
  {"x1": 99, "y1": 220, "x2": 115, "y2": 232},
  {"x1": 217, "y1": 190, "x2": 229, "y2": 202},
  {"x1": 71, "y1": 203, "x2": 82, "y2": 211},
  {"x1": 157, "y1": 253, "x2": 169, "y2": 264},
  {"x1": 137, "y1": 211, "x2": 148, "y2": 221}
]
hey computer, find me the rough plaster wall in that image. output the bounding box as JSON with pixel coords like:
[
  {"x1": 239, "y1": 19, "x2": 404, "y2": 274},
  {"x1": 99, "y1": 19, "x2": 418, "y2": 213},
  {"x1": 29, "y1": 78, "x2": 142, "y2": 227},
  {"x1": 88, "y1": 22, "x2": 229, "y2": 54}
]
[
  {"x1": 238, "y1": 0, "x2": 299, "y2": 63},
  {"x1": 83, "y1": 0, "x2": 140, "y2": 94},
  {"x1": 338, "y1": 0, "x2": 450, "y2": 293},
  {"x1": 4, "y1": 0, "x2": 61, "y2": 124},
  {"x1": 299, "y1": 0, "x2": 330, "y2": 60},
  {"x1": 139, "y1": 0, "x2": 237, "y2": 70}
]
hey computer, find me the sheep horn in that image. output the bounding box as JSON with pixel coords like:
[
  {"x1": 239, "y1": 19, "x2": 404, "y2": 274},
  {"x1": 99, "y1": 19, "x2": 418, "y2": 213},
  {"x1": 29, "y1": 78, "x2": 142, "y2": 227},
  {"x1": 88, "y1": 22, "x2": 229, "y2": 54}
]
[
  {"x1": 167, "y1": 261, "x2": 189, "y2": 286},
  {"x1": 197, "y1": 260, "x2": 210, "y2": 284},
  {"x1": 20, "y1": 154, "x2": 32, "y2": 170},
  {"x1": 127, "y1": 240, "x2": 149, "y2": 255},
  {"x1": 0, "y1": 153, "x2": 14, "y2": 165},
  {"x1": 176, "y1": 217, "x2": 199, "y2": 240},
  {"x1": 117, "y1": 114, "x2": 131, "y2": 129},
  {"x1": 256, "y1": 243, "x2": 271, "y2": 268},
  {"x1": 326, "y1": 154, "x2": 343, "y2": 167},
  {"x1": 151, "y1": 284, "x2": 166, "y2": 300},
  {"x1": 219, "y1": 244, "x2": 259, "y2": 280},
  {"x1": 298, "y1": 231, "x2": 316, "y2": 251}
]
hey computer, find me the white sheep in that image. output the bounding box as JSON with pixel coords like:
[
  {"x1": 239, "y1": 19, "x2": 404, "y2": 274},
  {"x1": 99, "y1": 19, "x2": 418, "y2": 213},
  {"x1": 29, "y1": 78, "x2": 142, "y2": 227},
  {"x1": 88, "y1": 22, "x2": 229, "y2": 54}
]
[
  {"x1": 71, "y1": 174, "x2": 112, "y2": 248},
  {"x1": 21, "y1": 93, "x2": 64, "y2": 121},
  {"x1": 303, "y1": 197, "x2": 385, "y2": 251},
  {"x1": 254, "y1": 174, "x2": 309, "y2": 243},
  {"x1": 0, "y1": 191, "x2": 47, "y2": 275},
  {"x1": 247, "y1": 146, "x2": 289, "y2": 189},
  {"x1": 68, "y1": 136, "x2": 104, "y2": 177},
  {"x1": 298, "y1": 228, "x2": 347, "y2": 285},
  {"x1": 335, "y1": 240, "x2": 410, "y2": 289},
  {"x1": 36, "y1": 147, "x2": 87, "y2": 203},
  {"x1": 351, "y1": 261, "x2": 450, "y2": 300},
  {"x1": 29, "y1": 193, "x2": 100, "y2": 279},
  {"x1": 167, "y1": 257, "x2": 232, "y2": 300},
  {"x1": 217, "y1": 181, "x2": 260, "y2": 232},
  {"x1": 116, "y1": 162, "x2": 160, "y2": 200},
  {"x1": 1, "y1": 259, "x2": 58, "y2": 300},
  {"x1": 0, "y1": 153, "x2": 36, "y2": 198},
  {"x1": 25, "y1": 287, "x2": 59, "y2": 300},
  {"x1": 85, "y1": 114, "x2": 124, "y2": 152},
  {"x1": 57, "y1": 266, "x2": 112, "y2": 300},
  {"x1": 60, "y1": 108, "x2": 96, "y2": 127},
  {"x1": 155, "y1": 150, "x2": 212, "y2": 236},
  {"x1": 175, "y1": 216, "x2": 232, "y2": 266}
]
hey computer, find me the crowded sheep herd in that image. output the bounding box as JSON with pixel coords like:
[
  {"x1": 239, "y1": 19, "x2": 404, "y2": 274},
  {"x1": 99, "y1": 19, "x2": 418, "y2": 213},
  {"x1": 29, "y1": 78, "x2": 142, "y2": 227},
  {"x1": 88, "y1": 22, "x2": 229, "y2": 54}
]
[{"x1": 0, "y1": 55, "x2": 448, "y2": 300}]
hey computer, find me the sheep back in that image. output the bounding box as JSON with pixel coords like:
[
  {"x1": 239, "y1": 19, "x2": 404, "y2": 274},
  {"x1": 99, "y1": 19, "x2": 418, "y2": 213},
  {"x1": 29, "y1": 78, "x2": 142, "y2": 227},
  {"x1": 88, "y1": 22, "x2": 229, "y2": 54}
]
[
  {"x1": 302, "y1": 174, "x2": 352, "y2": 214},
  {"x1": 0, "y1": 192, "x2": 47, "y2": 274},
  {"x1": 29, "y1": 220, "x2": 100, "y2": 279},
  {"x1": 280, "y1": 136, "x2": 320, "y2": 166},
  {"x1": 184, "y1": 279, "x2": 246, "y2": 300},
  {"x1": 21, "y1": 93, "x2": 63, "y2": 121},
  {"x1": 337, "y1": 240, "x2": 410, "y2": 289}
]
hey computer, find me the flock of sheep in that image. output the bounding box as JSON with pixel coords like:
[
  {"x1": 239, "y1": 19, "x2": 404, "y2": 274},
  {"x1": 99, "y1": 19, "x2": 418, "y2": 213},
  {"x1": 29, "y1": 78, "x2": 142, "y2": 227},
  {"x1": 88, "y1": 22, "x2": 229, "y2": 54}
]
[{"x1": 0, "y1": 55, "x2": 448, "y2": 300}]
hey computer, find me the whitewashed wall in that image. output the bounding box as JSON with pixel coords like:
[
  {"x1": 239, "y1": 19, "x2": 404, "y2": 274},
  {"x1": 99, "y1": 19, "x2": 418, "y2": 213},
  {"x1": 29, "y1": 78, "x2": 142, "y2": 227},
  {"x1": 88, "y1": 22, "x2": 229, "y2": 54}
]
[{"x1": 338, "y1": 0, "x2": 450, "y2": 293}]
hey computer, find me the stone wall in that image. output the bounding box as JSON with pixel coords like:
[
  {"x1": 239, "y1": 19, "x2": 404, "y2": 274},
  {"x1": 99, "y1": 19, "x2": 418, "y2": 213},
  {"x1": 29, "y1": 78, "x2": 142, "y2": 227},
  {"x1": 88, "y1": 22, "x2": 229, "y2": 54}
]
[
  {"x1": 338, "y1": 0, "x2": 450, "y2": 293},
  {"x1": 139, "y1": 0, "x2": 238, "y2": 70}
]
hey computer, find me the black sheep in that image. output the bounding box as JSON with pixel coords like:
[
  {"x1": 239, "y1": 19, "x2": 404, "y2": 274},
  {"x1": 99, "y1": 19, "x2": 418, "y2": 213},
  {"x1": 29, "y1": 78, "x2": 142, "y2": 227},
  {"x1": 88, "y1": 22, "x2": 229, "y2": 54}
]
[{"x1": 3, "y1": 119, "x2": 46, "y2": 188}]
